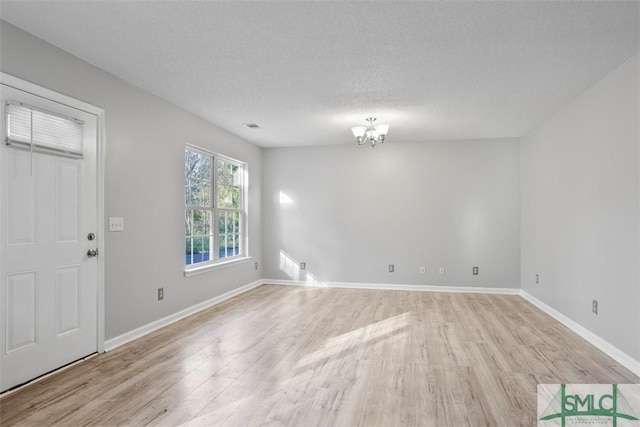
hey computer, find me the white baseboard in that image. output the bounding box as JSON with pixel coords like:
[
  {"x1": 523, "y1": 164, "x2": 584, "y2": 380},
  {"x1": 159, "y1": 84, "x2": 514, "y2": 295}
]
[
  {"x1": 520, "y1": 290, "x2": 640, "y2": 378},
  {"x1": 265, "y1": 279, "x2": 520, "y2": 295},
  {"x1": 104, "y1": 279, "x2": 264, "y2": 351}
]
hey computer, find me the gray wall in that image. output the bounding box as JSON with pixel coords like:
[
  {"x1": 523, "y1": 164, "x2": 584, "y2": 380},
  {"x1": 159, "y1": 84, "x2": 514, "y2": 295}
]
[
  {"x1": 262, "y1": 140, "x2": 521, "y2": 288},
  {"x1": 521, "y1": 53, "x2": 639, "y2": 360},
  {"x1": 0, "y1": 22, "x2": 263, "y2": 340}
]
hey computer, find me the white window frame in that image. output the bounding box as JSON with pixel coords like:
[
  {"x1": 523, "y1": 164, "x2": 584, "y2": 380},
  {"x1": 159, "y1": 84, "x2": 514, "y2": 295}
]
[{"x1": 184, "y1": 144, "x2": 249, "y2": 276}]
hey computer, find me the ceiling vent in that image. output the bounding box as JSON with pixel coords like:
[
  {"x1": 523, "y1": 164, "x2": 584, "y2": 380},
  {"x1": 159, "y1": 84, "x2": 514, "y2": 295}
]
[{"x1": 243, "y1": 123, "x2": 260, "y2": 129}]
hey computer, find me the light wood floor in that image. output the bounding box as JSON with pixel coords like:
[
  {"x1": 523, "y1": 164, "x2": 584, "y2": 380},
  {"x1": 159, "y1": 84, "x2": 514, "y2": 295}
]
[{"x1": 1, "y1": 284, "x2": 637, "y2": 426}]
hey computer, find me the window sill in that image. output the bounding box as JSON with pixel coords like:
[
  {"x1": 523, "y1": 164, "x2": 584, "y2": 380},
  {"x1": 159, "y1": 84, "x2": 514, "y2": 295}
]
[{"x1": 184, "y1": 256, "x2": 252, "y2": 277}]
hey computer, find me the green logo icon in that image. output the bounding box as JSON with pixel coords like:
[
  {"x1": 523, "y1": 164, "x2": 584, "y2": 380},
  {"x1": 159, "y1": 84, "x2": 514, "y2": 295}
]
[{"x1": 539, "y1": 384, "x2": 639, "y2": 427}]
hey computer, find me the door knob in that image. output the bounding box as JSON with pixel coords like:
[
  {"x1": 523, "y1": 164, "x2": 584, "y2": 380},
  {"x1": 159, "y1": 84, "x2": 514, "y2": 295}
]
[{"x1": 87, "y1": 249, "x2": 99, "y2": 258}]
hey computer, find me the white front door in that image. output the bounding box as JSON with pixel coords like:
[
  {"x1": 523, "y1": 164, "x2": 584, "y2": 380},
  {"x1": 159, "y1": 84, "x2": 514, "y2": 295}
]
[{"x1": 0, "y1": 84, "x2": 99, "y2": 391}]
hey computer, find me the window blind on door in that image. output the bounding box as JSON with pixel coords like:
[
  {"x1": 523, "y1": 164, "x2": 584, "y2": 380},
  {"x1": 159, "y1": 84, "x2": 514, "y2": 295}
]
[{"x1": 6, "y1": 102, "x2": 84, "y2": 158}]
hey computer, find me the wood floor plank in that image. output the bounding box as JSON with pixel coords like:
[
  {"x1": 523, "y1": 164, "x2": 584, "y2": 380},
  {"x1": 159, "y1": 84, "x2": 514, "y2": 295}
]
[{"x1": 1, "y1": 284, "x2": 637, "y2": 426}]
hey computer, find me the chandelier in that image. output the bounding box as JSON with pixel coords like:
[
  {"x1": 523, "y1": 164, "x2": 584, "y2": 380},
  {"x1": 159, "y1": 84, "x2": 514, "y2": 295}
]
[{"x1": 351, "y1": 117, "x2": 390, "y2": 148}]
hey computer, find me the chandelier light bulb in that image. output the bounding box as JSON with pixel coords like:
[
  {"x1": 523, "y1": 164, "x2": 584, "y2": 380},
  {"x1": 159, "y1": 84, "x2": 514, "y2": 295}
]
[
  {"x1": 374, "y1": 123, "x2": 389, "y2": 136},
  {"x1": 351, "y1": 126, "x2": 367, "y2": 138}
]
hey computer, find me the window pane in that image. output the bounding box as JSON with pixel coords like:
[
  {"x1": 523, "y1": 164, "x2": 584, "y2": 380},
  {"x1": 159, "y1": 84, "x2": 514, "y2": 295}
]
[
  {"x1": 185, "y1": 238, "x2": 193, "y2": 265},
  {"x1": 200, "y1": 178, "x2": 211, "y2": 206},
  {"x1": 186, "y1": 208, "x2": 212, "y2": 265},
  {"x1": 200, "y1": 237, "x2": 210, "y2": 262},
  {"x1": 201, "y1": 156, "x2": 211, "y2": 180},
  {"x1": 203, "y1": 210, "x2": 211, "y2": 235},
  {"x1": 231, "y1": 164, "x2": 241, "y2": 186},
  {"x1": 216, "y1": 161, "x2": 241, "y2": 209},
  {"x1": 185, "y1": 210, "x2": 193, "y2": 237},
  {"x1": 185, "y1": 150, "x2": 211, "y2": 207},
  {"x1": 217, "y1": 187, "x2": 230, "y2": 208},
  {"x1": 190, "y1": 236, "x2": 207, "y2": 264},
  {"x1": 193, "y1": 210, "x2": 206, "y2": 235},
  {"x1": 231, "y1": 187, "x2": 240, "y2": 208},
  {"x1": 218, "y1": 186, "x2": 240, "y2": 209},
  {"x1": 217, "y1": 161, "x2": 231, "y2": 186},
  {"x1": 233, "y1": 234, "x2": 240, "y2": 256},
  {"x1": 186, "y1": 177, "x2": 209, "y2": 206},
  {"x1": 218, "y1": 161, "x2": 240, "y2": 187},
  {"x1": 219, "y1": 234, "x2": 227, "y2": 258},
  {"x1": 218, "y1": 211, "x2": 225, "y2": 235},
  {"x1": 225, "y1": 212, "x2": 233, "y2": 233}
]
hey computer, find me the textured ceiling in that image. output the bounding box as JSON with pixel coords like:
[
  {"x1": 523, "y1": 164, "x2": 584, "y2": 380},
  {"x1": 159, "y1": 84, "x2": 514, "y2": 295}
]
[{"x1": 1, "y1": 1, "x2": 638, "y2": 147}]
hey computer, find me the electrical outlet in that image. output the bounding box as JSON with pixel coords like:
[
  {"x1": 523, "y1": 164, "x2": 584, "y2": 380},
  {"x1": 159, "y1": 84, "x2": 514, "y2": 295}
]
[
  {"x1": 535, "y1": 274, "x2": 539, "y2": 284},
  {"x1": 158, "y1": 287, "x2": 164, "y2": 301},
  {"x1": 255, "y1": 261, "x2": 259, "y2": 270},
  {"x1": 473, "y1": 266, "x2": 479, "y2": 275},
  {"x1": 300, "y1": 262, "x2": 306, "y2": 270},
  {"x1": 419, "y1": 266, "x2": 426, "y2": 275},
  {"x1": 439, "y1": 266, "x2": 445, "y2": 275},
  {"x1": 108, "y1": 217, "x2": 124, "y2": 232},
  {"x1": 389, "y1": 264, "x2": 395, "y2": 273},
  {"x1": 592, "y1": 299, "x2": 598, "y2": 315}
]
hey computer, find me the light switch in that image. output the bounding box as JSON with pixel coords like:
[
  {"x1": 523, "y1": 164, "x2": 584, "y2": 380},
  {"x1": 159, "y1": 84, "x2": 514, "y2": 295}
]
[{"x1": 109, "y1": 217, "x2": 124, "y2": 232}]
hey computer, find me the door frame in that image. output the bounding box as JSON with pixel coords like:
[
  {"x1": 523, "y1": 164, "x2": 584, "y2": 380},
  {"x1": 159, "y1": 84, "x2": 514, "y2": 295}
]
[{"x1": 1, "y1": 72, "x2": 106, "y2": 353}]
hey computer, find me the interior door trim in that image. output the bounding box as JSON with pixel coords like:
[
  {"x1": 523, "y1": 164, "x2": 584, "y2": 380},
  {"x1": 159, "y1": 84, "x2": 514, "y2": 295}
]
[{"x1": 1, "y1": 72, "x2": 106, "y2": 353}]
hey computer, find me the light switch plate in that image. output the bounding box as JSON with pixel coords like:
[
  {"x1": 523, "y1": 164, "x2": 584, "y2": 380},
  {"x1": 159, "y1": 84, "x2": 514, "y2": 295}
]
[{"x1": 109, "y1": 217, "x2": 124, "y2": 232}]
